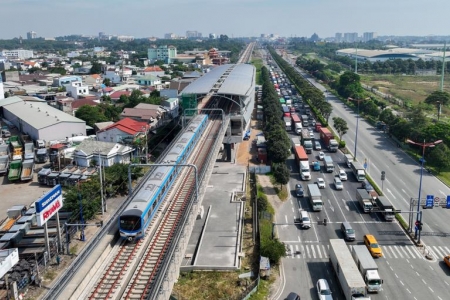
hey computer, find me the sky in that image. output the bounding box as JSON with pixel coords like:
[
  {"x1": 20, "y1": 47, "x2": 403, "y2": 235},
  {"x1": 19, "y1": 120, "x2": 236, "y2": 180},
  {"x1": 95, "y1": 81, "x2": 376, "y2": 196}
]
[{"x1": 1, "y1": 0, "x2": 449, "y2": 39}]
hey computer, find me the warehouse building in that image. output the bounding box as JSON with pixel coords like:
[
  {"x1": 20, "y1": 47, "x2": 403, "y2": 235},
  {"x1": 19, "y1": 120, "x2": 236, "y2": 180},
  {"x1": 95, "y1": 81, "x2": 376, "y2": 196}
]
[{"x1": 0, "y1": 96, "x2": 86, "y2": 141}]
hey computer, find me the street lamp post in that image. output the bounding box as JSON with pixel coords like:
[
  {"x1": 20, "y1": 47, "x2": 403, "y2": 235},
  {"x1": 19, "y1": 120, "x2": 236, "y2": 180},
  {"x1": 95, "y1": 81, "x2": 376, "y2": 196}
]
[
  {"x1": 406, "y1": 138, "x2": 442, "y2": 243},
  {"x1": 348, "y1": 97, "x2": 369, "y2": 161},
  {"x1": 96, "y1": 150, "x2": 105, "y2": 216}
]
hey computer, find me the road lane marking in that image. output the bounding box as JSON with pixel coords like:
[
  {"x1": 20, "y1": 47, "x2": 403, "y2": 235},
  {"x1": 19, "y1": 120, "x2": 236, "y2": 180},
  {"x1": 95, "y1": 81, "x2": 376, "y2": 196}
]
[
  {"x1": 386, "y1": 188, "x2": 397, "y2": 199},
  {"x1": 399, "y1": 280, "x2": 404, "y2": 286},
  {"x1": 428, "y1": 286, "x2": 434, "y2": 293},
  {"x1": 406, "y1": 289, "x2": 411, "y2": 294},
  {"x1": 402, "y1": 189, "x2": 407, "y2": 195}
]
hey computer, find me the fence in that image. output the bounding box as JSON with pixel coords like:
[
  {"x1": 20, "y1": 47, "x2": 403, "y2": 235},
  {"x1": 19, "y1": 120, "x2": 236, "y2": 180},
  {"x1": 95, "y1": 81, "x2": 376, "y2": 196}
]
[{"x1": 249, "y1": 165, "x2": 271, "y2": 174}]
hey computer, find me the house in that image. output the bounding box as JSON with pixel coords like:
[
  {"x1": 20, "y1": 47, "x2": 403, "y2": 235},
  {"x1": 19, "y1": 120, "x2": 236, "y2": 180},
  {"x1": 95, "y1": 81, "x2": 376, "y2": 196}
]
[
  {"x1": 56, "y1": 96, "x2": 75, "y2": 114},
  {"x1": 71, "y1": 98, "x2": 99, "y2": 115},
  {"x1": 135, "y1": 75, "x2": 161, "y2": 87},
  {"x1": 110, "y1": 90, "x2": 131, "y2": 102},
  {"x1": 94, "y1": 121, "x2": 114, "y2": 132},
  {"x1": 72, "y1": 139, "x2": 134, "y2": 167},
  {"x1": 168, "y1": 78, "x2": 196, "y2": 93},
  {"x1": 140, "y1": 66, "x2": 165, "y2": 77},
  {"x1": 23, "y1": 61, "x2": 41, "y2": 70},
  {"x1": 162, "y1": 98, "x2": 179, "y2": 118},
  {"x1": 96, "y1": 118, "x2": 149, "y2": 143},
  {"x1": 53, "y1": 75, "x2": 82, "y2": 87},
  {"x1": 84, "y1": 74, "x2": 102, "y2": 87},
  {"x1": 120, "y1": 103, "x2": 168, "y2": 128},
  {"x1": 66, "y1": 81, "x2": 90, "y2": 99},
  {"x1": 104, "y1": 67, "x2": 132, "y2": 84}
]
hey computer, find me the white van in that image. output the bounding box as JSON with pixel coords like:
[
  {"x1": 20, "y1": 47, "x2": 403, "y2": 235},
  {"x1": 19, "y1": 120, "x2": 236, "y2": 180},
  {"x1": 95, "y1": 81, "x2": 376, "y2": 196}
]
[{"x1": 300, "y1": 210, "x2": 311, "y2": 229}]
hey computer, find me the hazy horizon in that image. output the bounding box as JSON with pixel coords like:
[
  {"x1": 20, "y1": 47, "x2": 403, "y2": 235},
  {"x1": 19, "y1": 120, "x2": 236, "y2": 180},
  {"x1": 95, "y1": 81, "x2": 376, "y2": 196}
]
[{"x1": 2, "y1": 0, "x2": 449, "y2": 39}]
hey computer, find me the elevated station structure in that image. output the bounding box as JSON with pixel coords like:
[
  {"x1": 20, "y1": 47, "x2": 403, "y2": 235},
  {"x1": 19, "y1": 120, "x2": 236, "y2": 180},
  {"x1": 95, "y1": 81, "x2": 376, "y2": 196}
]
[{"x1": 180, "y1": 64, "x2": 255, "y2": 148}]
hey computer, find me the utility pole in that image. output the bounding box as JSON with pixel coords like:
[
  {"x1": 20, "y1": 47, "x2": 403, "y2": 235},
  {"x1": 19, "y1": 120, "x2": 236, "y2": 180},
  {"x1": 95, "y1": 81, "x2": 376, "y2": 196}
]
[
  {"x1": 98, "y1": 150, "x2": 104, "y2": 215},
  {"x1": 440, "y1": 41, "x2": 446, "y2": 92}
]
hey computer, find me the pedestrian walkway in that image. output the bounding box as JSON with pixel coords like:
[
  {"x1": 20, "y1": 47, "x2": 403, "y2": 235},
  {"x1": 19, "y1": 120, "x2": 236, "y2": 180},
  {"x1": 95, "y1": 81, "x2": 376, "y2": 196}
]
[{"x1": 282, "y1": 242, "x2": 436, "y2": 260}]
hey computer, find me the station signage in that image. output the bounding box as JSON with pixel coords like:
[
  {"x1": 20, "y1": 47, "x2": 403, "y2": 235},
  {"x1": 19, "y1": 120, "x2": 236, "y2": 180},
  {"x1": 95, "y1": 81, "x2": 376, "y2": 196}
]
[{"x1": 35, "y1": 185, "x2": 63, "y2": 226}]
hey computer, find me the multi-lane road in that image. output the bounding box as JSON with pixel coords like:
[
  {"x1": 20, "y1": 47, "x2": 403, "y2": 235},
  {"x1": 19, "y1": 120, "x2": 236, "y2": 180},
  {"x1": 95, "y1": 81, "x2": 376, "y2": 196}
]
[{"x1": 267, "y1": 53, "x2": 450, "y2": 300}]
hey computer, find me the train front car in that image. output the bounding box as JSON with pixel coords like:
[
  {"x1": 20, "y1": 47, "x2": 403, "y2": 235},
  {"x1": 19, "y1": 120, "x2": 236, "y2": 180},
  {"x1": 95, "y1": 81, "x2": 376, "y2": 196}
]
[{"x1": 119, "y1": 209, "x2": 143, "y2": 241}]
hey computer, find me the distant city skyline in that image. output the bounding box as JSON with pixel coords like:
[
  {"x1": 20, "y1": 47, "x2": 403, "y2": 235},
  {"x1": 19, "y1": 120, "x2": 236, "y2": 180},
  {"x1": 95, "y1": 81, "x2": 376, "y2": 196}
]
[{"x1": 1, "y1": 0, "x2": 450, "y2": 39}]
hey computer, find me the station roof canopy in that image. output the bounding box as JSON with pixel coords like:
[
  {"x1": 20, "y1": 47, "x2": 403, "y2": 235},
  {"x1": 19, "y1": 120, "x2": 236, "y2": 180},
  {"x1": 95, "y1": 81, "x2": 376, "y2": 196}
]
[{"x1": 181, "y1": 64, "x2": 255, "y2": 97}]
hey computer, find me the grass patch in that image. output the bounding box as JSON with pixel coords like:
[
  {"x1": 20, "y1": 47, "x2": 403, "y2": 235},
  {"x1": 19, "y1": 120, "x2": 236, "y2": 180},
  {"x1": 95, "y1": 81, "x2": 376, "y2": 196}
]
[
  {"x1": 273, "y1": 185, "x2": 288, "y2": 201},
  {"x1": 252, "y1": 58, "x2": 264, "y2": 85},
  {"x1": 44, "y1": 269, "x2": 57, "y2": 281},
  {"x1": 69, "y1": 244, "x2": 78, "y2": 255},
  {"x1": 248, "y1": 277, "x2": 274, "y2": 300}
]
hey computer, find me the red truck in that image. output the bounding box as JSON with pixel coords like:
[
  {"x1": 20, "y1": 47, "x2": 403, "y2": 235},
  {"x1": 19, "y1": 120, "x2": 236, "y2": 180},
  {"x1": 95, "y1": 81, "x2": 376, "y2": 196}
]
[{"x1": 319, "y1": 127, "x2": 338, "y2": 152}]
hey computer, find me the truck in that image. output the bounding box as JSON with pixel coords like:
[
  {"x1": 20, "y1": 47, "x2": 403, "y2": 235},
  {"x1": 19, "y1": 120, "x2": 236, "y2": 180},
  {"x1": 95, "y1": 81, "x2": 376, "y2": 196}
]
[
  {"x1": 294, "y1": 146, "x2": 311, "y2": 181},
  {"x1": 375, "y1": 196, "x2": 395, "y2": 221},
  {"x1": 329, "y1": 239, "x2": 370, "y2": 300},
  {"x1": 291, "y1": 114, "x2": 302, "y2": 135},
  {"x1": 35, "y1": 148, "x2": 49, "y2": 163},
  {"x1": 0, "y1": 155, "x2": 9, "y2": 175},
  {"x1": 291, "y1": 137, "x2": 301, "y2": 150},
  {"x1": 301, "y1": 129, "x2": 313, "y2": 154},
  {"x1": 9, "y1": 136, "x2": 23, "y2": 161},
  {"x1": 351, "y1": 245, "x2": 383, "y2": 293},
  {"x1": 283, "y1": 117, "x2": 292, "y2": 131},
  {"x1": 307, "y1": 183, "x2": 323, "y2": 211},
  {"x1": 350, "y1": 161, "x2": 366, "y2": 182},
  {"x1": 319, "y1": 127, "x2": 338, "y2": 152},
  {"x1": 8, "y1": 160, "x2": 22, "y2": 181},
  {"x1": 20, "y1": 159, "x2": 34, "y2": 181},
  {"x1": 23, "y1": 142, "x2": 35, "y2": 160},
  {"x1": 301, "y1": 115, "x2": 309, "y2": 127},
  {"x1": 345, "y1": 154, "x2": 354, "y2": 168},
  {"x1": 324, "y1": 155, "x2": 334, "y2": 172},
  {"x1": 356, "y1": 189, "x2": 373, "y2": 213}
]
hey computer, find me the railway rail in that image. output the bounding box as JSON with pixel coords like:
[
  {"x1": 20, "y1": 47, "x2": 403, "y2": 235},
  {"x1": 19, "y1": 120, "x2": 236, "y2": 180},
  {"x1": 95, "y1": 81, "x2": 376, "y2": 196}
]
[{"x1": 87, "y1": 119, "x2": 221, "y2": 299}]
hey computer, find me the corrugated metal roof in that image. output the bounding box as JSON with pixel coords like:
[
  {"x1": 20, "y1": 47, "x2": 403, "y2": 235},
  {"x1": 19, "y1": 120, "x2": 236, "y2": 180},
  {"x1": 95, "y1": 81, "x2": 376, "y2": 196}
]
[
  {"x1": 218, "y1": 64, "x2": 255, "y2": 96},
  {"x1": 3, "y1": 96, "x2": 85, "y2": 129},
  {"x1": 181, "y1": 64, "x2": 255, "y2": 97}
]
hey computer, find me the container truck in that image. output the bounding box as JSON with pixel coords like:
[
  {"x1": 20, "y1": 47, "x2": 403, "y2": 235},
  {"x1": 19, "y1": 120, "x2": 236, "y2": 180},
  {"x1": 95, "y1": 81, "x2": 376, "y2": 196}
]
[
  {"x1": 356, "y1": 189, "x2": 373, "y2": 212},
  {"x1": 324, "y1": 156, "x2": 334, "y2": 173},
  {"x1": 345, "y1": 154, "x2": 354, "y2": 168},
  {"x1": 319, "y1": 127, "x2": 338, "y2": 152},
  {"x1": 374, "y1": 196, "x2": 395, "y2": 221},
  {"x1": 350, "y1": 161, "x2": 366, "y2": 182},
  {"x1": 23, "y1": 142, "x2": 35, "y2": 160},
  {"x1": 20, "y1": 159, "x2": 34, "y2": 181},
  {"x1": 329, "y1": 239, "x2": 370, "y2": 300},
  {"x1": 307, "y1": 183, "x2": 323, "y2": 211},
  {"x1": 291, "y1": 137, "x2": 301, "y2": 150},
  {"x1": 291, "y1": 114, "x2": 302, "y2": 135},
  {"x1": 9, "y1": 136, "x2": 23, "y2": 161},
  {"x1": 283, "y1": 117, "x2": 292, "y2": 131},
  {"x1": 351, "y1": 245, "x2": 383, "y2": 293},
  {"x1": 294, "y1": 146, "x2": 311, "y2": 180},
  {"x1": 8, "y1": 160, "x2": 22, "y2": 181}
]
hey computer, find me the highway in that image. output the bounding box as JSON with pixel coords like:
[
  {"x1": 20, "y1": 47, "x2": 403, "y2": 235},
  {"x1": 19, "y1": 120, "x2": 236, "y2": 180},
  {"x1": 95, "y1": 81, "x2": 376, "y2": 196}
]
[{"x1": 266, "y1": 52, "x2": 450, "y2": 300}]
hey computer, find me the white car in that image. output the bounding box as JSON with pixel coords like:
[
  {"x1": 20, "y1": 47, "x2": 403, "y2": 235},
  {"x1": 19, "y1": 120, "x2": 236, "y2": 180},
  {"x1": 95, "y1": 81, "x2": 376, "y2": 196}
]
[
  {"x1": 315, "y1": 141, "x2": 322, "y2": 150},
  {"x1": 316, "y1": 178, "x2": 325, "y2": 189},
  {"x1": 338, "y1": 169, "x2": 347, "y2": 181},
  {"x1": 309, "y1": 131, "x2": 314, "y2": 139},
  {"x1": 334, "y1": 177, "x2": 343, "y2": 190},
  {"x1": 318, "y1": 152, "x2": 325, "y2": 160}
]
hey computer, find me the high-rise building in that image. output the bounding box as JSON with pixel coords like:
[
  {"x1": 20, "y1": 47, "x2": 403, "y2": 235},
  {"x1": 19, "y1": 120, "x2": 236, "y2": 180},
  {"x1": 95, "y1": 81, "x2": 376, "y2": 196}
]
[
  {"x1": 164, "y1": 33, "x2": 177, "y2": 39},
  {"x1": 335, "y1": 33, "x2": 342, "y2": 42},
  {"x1": 343, "y1": 32, "x2": 358, "y2": 43},
  {"x1": 1, "y1": 49, "x2": 34, "y2": 59},
  {"x1": 186, "y1": 31, "x2": 202, "y2": 38},
  {"x1": 26, "y1": 31, "x2": 37, "y2": 40},
  {"x1": 363, "y1": 32, "x2": 378, "y2": 42},
  {"x1": 209, "y1": 33, "x2": 216, "y2": 39},
  {"x1": 148, "y1": 45, "x2": 177, "y2": 63}
]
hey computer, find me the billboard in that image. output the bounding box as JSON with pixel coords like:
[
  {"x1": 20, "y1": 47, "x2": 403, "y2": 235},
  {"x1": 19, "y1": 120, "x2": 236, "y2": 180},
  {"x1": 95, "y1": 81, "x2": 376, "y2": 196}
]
[{"x1": 36, "y1": 185, "x2": 63, "y2": 226}]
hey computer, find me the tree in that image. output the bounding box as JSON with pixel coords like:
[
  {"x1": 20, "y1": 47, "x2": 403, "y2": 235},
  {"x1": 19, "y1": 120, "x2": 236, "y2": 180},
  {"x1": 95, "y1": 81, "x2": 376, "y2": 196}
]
[
  {"x1": 424, "y1": 90, "x2": 450, "y2": 106},
  {"x1": 260, "y1": 237, "x2": 286, "y2": 264},
  {"x1": 272, "y1": 163, "x2": 290, "y2": 188},
  {"x1": 103, "y1": 78, "x2": 111, "y2": 87},
  {"x1": 90, "y1": 61, "x2": 102, "y2": 74},
  {"x1": 333, "y1": 117, "x2": 348, "y2": 140},
  {"x1": 337, "y1": 71, "x2": 365, "y2": 99},
  {"x1": 428, "y1": 144, "x2": 450, "y2": 174},
  {"x1": 75, "y1": 105, "x2": 108, "y2": 127}
]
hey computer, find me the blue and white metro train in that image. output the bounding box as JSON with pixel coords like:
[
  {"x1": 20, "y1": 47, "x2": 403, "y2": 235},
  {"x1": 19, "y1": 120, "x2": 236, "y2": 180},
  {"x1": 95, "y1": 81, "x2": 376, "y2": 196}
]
[{"x1": 119, "y1": 114, "x2": 209, "y2": 241}]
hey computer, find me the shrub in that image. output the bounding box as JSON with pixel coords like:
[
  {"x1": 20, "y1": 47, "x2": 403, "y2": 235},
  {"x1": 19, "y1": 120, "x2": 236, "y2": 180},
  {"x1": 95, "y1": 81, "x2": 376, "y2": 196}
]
[{"x1": 338, "y1": 140, "x2": 346, "y2": 148}]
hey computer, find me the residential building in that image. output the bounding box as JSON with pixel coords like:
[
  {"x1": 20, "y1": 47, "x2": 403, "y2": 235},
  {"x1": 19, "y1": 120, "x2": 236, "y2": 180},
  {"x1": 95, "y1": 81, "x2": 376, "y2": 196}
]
[
  {"x1": 140, "y1": 66, "x2": 165, "y2": 77},
  {"x1": 120, "y1": 103, "x2": 168, "y2": 128},
  {"x1": 73, "y1": 139, "x2": 134, "y2": 167},
  {"x1": 84, "y1": 74, "x2": 102, "y2": 87},
  {"x1": 363, "y1": 32, "x2": 378, "y2": 42},
  {"x1": 135, "y1": 75, "x2": 161, "y2": 87},
  {"x1": 66, "y1": 81, "x2": 90, "y2": 99},
  {"x1": 160, "y1": 89, "x2": 178, "y2": 99},
  {"x1": 335, "y1": 33, "x2": 342, "y2": 42},
  {"x1": 104, "y1": 67, "x2": 132, "y2": 84},
  {"x1": 147, "y1": 45, "x2": 177, "y2": 63},
  {"x1": 343, "y1": 32, "x2": 358, "y2": 43},
  {"x1": 27, "y1": 31, "x2": 37, "y2": 40},
  {"x1": 186, "y1": 31, "x2": 202, "y2": 38},
  {"x1": 162, "y1": 98, "x2": 179, "y2": 118},
  {"x1": 110, "y1": 90, "x2": 132, "y2": 102},
  {"x1": 1, "y1": 49, "x2": 34, "y2": 59},
  {"x1": 97, "y1": 117, "x2": 149, "y2": 143},
  {"x1": 53, "y1": 75, "x2": 82, "y2": 87}
]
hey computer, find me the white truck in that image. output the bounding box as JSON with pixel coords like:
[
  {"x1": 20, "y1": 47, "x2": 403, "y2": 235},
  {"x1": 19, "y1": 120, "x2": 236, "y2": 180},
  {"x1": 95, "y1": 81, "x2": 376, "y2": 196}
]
[
  {"x1": 350, "y1": 161, "x2": 366, "y2": 182},
  {"x1": 24, "y1": 142, "x2": 35, "y2": 160},
  {"x1": 329, "y1": 239, "x2": 370, "y2": 300},
  {"x1": 307, "y1": 183, "x2": 323, "y2": 211},
  {"x1": 351, "y1": 245, "x2": 383, "y2": 293},
  {"x1": 344, "y1": 154, "x2": 354, "y2": 168},
  {"x1": 291, "y1": 137, "x2": 301, "y2": 150},
  {"x1": 324, "y1": 155, "x2": 334, "y2": 173},
  {"x1": 284, "y1": 117, "x2": 292, "y2": 131}
]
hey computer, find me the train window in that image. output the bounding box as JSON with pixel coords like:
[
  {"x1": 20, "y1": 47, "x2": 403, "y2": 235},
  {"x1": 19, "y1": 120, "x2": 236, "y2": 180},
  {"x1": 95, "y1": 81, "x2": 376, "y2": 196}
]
[
  {"x1": 152, "y1": 201, "x2": 157, "y2": 211},
  {"x1": 147, "y1": 207, "x2": 152, "y2": 220},
  {"x1": 120, "y1": 216, "x2": 141, "y2": 231}
]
